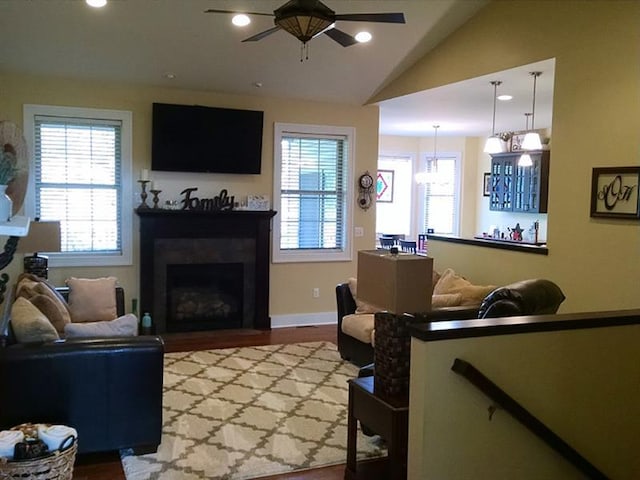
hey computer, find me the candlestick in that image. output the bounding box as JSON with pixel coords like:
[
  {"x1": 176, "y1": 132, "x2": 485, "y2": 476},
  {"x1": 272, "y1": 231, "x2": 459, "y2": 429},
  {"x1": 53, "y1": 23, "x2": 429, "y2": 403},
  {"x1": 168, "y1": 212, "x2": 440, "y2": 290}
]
[
  {"x1": 138, "y1": 180, "x2": 150, "y2": 209},
  {"x1": 150, "y1": 189, "x2": 162, "y2": 209}
]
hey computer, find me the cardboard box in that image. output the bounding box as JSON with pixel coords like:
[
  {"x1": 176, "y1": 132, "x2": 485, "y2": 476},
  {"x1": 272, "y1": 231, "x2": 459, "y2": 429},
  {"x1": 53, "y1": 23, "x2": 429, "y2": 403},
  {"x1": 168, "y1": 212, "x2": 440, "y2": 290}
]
[{"x1": 357, "y1": 250, "x2": 433, "y2": 314}]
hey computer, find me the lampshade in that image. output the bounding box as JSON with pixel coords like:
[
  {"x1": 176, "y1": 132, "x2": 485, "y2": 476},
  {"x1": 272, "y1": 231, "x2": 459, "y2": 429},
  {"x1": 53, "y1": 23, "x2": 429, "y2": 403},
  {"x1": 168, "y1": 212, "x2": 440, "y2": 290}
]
[
  {"x1": 521, "y1": 132, "x2": 542, "y2": 150},
  {"x1": 17, "y1": 220, "x2": 61, "y2": 279},
  {"x1": 483, "y1": 80, "x2": 504, "y2": 154},
  {"x1": 17, "y1": 221, "x2": 61, "y2": 253},
  {"x1": 518, "y1": 153, "x2": 533, "y2": 167},
  {"x1": 483, "y1": 136, "x2": 503, "y2": 154},
  {"x1": 274, "y1": 0, "x2": 334, "y2": 43},
  {"x1": 522, "y1": 71, "x2": 542, "y2": 151}
]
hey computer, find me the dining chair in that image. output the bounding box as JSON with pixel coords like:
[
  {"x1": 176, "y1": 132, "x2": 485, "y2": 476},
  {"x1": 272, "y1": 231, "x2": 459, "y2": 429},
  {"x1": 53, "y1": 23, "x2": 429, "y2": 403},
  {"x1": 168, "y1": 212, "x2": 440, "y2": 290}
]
[
  {"x1": 399, "y1": 239, "x2": 417, "y2": 253},
  {"x1": 379, "y1": 236, "x2": 396, "y2": 249}
]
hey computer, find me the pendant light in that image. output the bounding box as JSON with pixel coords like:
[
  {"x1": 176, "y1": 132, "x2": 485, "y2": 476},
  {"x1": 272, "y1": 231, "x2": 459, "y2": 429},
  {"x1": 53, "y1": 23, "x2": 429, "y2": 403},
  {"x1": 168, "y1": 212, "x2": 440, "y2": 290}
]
[
  {"x1": 483, "y1": 81, "x2": 503, "y2": 154},
  {"x1": 518, "y1": 113, "x2": 534, "y2": 167},
  {"x1": 521, "y1": 71, "x2": 543, "y2": 150},
  {"x1": 415, "y1": 125, "x2": 440, "y2": 184}
]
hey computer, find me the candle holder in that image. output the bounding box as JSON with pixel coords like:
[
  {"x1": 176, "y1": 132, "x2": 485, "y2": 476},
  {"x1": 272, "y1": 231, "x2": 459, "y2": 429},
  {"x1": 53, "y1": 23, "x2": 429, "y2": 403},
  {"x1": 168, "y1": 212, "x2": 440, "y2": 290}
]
[
  {"x1": 150, "y1": 190, "x2": 162, "y2": 209},
  {"x1": 138, "y1": 180, "x2": 150, "y2": 209}
]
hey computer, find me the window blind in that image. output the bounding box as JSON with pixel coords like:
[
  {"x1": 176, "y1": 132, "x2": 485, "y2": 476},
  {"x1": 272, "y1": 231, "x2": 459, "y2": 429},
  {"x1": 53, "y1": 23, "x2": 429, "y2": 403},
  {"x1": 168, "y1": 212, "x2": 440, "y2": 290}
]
[
  {"x1": 279, "y1": 134, "x2": 347, "y2": 251},
  {"x1": 421, "y1": 155, "x2": 459, "y2": 235},
  {"x1": 34, "y1": 115, "x2": 122, "y2": 254}
]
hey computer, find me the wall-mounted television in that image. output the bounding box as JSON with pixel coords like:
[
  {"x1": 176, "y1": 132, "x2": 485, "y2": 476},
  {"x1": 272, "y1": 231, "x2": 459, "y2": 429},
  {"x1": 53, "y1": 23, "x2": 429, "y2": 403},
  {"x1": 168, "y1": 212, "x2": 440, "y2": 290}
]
[{"x1": 151, "y1": 102, "x2": 264, "y2": 174}]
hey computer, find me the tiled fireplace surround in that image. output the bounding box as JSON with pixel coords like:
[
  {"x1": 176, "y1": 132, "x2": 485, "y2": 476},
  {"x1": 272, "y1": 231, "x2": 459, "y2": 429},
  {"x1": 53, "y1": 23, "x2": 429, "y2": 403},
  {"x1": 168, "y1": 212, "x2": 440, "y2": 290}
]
[{"x1": 136, "y1": 209, "x2": 276, "y2": 333}]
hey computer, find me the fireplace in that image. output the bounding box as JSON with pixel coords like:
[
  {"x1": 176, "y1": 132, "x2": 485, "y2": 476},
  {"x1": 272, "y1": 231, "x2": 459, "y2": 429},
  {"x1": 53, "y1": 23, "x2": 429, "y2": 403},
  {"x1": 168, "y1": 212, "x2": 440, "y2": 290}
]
[
  {"x1": 166, "y1": 263, "x2": 244, "y2": 332},
  {"x1": 136, "y1": 209, "x2": 276, "y2": 333}
]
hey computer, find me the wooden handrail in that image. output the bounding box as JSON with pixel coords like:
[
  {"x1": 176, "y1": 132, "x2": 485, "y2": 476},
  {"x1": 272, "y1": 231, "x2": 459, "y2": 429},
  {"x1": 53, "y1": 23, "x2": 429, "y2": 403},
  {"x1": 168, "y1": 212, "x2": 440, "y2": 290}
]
[{"x1": 451, "y1": 358, "x2": 609, "y2": 480}]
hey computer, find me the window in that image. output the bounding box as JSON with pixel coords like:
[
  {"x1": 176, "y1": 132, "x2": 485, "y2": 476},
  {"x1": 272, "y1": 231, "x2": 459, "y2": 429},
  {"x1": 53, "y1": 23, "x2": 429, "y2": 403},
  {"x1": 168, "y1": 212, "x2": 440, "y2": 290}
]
[
  {"x1": 417, "y1": 153, "x2": 461, "y2": 235},
  {"x1": 23, "y1": 105, "x2": 133, "y2": 266},
  {"x1": 273, "y1": 123, "x2": 353, "y2": 263}
]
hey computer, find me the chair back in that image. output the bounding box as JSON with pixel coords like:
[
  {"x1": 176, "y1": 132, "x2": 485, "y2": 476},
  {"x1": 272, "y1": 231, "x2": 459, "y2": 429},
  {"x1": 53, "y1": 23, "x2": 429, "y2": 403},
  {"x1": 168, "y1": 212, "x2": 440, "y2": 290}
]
[
  {"x1": 478, "y1": 279, "x2": 565, "y2": 318},
  {"x1": 399, "y1": 240, "x2": 416, "y2": 253},
  {"x1": 379, "y1": 236, "x2": 396, "y2": 249}
]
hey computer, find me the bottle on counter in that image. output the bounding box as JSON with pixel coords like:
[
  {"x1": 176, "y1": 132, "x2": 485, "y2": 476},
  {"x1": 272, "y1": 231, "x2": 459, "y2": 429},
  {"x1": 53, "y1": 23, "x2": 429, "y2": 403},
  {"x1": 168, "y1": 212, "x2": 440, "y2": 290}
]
[{"x1": 141, "y1": 312, "x2": 153, "y2": 335}]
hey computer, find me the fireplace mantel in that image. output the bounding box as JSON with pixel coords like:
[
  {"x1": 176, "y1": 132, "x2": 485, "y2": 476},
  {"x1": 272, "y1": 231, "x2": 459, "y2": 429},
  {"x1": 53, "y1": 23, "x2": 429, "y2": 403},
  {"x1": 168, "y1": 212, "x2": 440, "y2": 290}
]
[{"x1": 136, "y1": 208, "x2": 276, "y2": 333}]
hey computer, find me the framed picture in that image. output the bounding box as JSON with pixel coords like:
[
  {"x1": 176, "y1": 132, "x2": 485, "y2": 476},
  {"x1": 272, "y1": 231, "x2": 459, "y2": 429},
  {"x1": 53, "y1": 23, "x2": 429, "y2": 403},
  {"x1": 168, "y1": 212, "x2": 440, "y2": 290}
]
[
  {"x1": 590, "y1": 167, "x2": 640, "y2": 219},
  {"x1": 377, "y1": 169, "x2": 394, "y2": 203},
  {"x1": 483, "y1": 172, "x2": 491, "y2": 197},
  {"x1": 510, "y1": 133, "x2": 525, "y2": 152}
]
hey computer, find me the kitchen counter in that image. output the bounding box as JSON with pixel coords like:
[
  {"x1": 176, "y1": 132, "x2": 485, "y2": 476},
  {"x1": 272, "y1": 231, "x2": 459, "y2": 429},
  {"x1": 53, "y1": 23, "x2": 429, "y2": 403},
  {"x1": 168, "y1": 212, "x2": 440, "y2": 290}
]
[{"x1": 428, "y1": 234, "x2": 548, "y2": 255}]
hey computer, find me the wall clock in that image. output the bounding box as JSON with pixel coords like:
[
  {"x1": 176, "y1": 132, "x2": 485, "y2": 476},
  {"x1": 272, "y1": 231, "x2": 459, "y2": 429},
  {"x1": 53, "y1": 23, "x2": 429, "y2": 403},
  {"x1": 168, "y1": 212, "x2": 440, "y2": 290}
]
[{"x1": 357, "y1": 172, "x2": 374, "y2": 210}]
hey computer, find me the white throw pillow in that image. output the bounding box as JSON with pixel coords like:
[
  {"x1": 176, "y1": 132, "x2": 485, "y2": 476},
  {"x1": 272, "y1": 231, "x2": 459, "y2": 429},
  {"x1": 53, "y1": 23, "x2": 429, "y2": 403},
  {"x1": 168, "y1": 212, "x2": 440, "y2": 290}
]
[{"x1": 64, "y1": 314, "x2": 139, "y2": 338}]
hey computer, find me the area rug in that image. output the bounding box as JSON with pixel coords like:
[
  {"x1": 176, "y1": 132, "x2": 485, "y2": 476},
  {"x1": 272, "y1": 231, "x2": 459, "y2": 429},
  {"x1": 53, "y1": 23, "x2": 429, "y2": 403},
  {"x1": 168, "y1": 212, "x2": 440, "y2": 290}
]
[{"x1": 120, "y1": 341, "x2": 385, "y2": 479}]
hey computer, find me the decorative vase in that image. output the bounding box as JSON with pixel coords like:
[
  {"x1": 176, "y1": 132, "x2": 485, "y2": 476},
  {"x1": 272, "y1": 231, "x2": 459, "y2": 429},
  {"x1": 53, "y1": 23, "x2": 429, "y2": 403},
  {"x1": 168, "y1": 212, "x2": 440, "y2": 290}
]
[{"x1": 0, "y1": 185, "x2": 12, "y2": 222}]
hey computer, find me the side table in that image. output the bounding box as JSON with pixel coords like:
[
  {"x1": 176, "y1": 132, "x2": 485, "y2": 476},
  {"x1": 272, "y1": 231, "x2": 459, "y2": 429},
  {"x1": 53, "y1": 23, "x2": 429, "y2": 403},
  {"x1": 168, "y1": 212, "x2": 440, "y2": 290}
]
[{"x1": 345, "y1": 376, "x2": 409, "y2": 480}]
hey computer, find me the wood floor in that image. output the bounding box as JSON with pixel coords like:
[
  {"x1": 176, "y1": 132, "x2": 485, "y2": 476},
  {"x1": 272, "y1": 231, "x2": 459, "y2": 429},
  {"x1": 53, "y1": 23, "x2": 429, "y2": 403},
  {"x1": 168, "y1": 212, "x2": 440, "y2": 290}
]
[{"x1": 72, "y1": 325, "x2": 348, "y2": 480}]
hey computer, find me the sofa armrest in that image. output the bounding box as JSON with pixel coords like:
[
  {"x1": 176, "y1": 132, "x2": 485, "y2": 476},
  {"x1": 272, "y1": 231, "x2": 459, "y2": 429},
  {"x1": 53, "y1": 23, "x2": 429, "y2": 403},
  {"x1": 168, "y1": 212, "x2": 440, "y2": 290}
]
[{"x1": 0, "y1": 336, "x2": 164, "y2": 453}]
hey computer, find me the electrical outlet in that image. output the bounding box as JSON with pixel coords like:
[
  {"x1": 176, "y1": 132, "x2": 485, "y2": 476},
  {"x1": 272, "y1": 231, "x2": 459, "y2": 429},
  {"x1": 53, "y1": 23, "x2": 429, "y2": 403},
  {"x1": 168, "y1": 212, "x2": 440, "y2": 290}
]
[{"x1": 312, "y1": 287, "x2": 320, "y2": 298}]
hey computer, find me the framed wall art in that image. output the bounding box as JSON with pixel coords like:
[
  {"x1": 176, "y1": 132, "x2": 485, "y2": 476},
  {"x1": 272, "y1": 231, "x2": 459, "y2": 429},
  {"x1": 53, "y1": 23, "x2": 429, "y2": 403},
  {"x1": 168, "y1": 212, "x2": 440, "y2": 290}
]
[
  {"x1": 483, "y1": 172, "x2": 491, "y2": 197},
  {"x1": 590, "y1": 166, "x2": 640, "y2": 219},
  {"x1": 510, "y1": 133, "x2": 525, "y2": 152},
  {"x1": 376, "y1": 169, "x2": 394, "y2": 203}
]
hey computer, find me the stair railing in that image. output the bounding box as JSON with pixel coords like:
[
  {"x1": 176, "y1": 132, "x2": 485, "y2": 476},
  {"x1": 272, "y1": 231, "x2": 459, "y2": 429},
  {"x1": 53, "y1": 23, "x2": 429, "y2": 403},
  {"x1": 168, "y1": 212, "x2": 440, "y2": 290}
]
[{"x1": 451, "y1": 358, "x2": 609, "y2": 480}]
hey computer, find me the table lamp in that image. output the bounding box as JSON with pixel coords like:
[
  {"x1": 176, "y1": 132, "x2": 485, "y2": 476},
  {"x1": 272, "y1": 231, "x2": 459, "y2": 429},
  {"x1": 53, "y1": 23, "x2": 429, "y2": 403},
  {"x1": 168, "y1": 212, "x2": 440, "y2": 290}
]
[{"x1": 17, "y1": 220, "x2": 61, "y2": 279}]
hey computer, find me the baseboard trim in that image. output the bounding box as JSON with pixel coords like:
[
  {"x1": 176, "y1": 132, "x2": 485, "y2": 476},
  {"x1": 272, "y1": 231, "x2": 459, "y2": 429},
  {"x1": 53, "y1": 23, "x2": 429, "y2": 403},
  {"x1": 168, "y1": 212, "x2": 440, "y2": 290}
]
[{"x1": 271, "y1": 312, "x2": 336, "y2": 329}]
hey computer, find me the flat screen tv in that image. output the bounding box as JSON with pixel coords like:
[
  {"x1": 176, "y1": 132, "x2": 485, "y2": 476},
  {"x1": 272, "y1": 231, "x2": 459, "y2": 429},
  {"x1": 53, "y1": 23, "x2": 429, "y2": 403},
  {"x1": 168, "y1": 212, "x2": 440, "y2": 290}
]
[{"x1": 151, "y1": 102, "x2": 264, "y2": 174}]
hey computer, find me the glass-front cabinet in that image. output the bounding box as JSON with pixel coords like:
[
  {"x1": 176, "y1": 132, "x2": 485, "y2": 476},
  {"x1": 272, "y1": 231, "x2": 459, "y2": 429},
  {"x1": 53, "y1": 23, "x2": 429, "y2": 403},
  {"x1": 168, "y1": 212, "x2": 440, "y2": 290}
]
[{"x1": 490, "y1": 150, "x2": 550, "y2": 213}]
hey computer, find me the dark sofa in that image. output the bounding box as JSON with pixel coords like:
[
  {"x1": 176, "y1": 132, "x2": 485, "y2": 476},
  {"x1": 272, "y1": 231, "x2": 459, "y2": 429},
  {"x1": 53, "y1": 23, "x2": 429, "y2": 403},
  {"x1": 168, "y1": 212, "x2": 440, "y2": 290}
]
[
  {"x1": 337, "y1": 278, "x2": 566, "y2": 366},
  {"x1": 0, "y1": 286, "x2": 164, "y2": 455}
]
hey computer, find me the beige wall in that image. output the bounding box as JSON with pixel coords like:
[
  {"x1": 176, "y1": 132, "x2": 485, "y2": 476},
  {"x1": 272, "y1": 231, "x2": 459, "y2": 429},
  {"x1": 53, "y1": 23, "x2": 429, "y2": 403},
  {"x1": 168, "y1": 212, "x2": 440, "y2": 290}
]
[
  {"x1": 0, "y1": 72, "x2": 379, "y2": 316},
  {"x1": 374, "y1": 1, "x2": 640, "y2": 312},
  {"x1": 409, "y1": 322, "x2": 640, "y2": 479}
]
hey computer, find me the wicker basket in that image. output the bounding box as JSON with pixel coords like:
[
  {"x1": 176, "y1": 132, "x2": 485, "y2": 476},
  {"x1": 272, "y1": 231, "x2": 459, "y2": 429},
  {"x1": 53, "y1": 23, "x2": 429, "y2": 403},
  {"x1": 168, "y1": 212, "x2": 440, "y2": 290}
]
[{"x1": 0, "y1": 440, "x2": 76, "y2": 480}]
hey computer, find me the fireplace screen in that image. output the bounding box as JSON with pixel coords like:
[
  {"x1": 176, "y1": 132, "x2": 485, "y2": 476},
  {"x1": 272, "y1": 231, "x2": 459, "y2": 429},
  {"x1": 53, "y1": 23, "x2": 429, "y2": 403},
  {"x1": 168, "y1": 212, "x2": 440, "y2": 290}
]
[{"x1": 166, "y1": 263, "x2": 244, "y2": 332}]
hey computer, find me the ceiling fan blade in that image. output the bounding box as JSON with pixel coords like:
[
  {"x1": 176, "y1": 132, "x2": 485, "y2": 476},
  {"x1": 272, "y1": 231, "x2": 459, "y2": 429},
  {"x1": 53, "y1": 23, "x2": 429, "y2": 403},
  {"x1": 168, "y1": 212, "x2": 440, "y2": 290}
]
[
  {"x1": 334, "y1": 12, "x2": 406, "y2": 24},
  {"x1": 204, "y1": 9, "x2": 274, "y2": 17},
  {"x1": 242, "y1": 26, "x2": 282, "y2": 42},
  {"x1": 324, "y1": 28, "x2": 358, "y2": 47}
]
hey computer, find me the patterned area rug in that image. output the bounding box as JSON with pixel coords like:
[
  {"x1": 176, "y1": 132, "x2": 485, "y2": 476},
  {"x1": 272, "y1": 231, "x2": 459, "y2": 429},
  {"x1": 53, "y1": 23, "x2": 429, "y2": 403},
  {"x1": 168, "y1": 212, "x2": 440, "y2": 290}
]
[{"x1": 121, "y1": 341, "x2": 385, "y2": 479}]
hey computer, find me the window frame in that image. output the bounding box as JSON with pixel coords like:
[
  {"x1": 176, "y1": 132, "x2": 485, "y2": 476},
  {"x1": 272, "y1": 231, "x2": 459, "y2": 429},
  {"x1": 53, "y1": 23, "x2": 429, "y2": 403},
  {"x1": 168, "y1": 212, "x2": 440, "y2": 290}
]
[
  {"x1": 416, "y1": 151, "x2": 462, "y2": 236},
  {"x1": 272, "y1": 122, "x2": 354, "y2": 263},
  {"x1": 23, "y1": 104, "x2": 133, "y2": 267}
]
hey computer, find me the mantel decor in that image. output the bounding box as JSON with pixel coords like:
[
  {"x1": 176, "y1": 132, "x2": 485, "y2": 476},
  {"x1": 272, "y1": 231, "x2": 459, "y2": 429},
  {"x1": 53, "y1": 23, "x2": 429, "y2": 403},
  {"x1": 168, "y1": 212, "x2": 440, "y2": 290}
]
[
  {"x1": 590, "y1": 166, "x2": 640, "y2": 219},
  {"x1": 180, "y1": 187, "x2": 234, "y2": 211}
]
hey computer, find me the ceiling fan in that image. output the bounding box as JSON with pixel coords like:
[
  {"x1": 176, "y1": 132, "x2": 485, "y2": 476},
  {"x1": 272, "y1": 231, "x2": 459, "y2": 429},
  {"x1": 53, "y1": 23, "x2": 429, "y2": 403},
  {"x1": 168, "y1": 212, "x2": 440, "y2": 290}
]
[{"x1": 205, "y1": 0, "x2": 405, "y2": 49}]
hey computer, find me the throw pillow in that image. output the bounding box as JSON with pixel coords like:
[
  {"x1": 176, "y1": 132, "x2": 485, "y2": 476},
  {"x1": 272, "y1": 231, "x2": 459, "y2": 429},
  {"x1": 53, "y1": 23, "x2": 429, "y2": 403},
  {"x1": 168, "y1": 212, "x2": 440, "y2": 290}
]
[
  {"x1": 347, "y1": 277, "x2": 380, "y2": 314},
  {"x1": 433, "y1": 268, "x2": 496, "y2": 306},
  {"x1": 66, "y1": 276, "x2": 118, "y2": 323},
  {"x1": 431, "y1": 293, "x2": 463, "y2": 308},
  {"x1": 28, "y1": 294, "x2": 70, "y2": 333},
  {"x1": 64, "y1": 314, "x2": 138, "y2": 338},
  {"x1": 15, "y1": 273, "x2": 72, "y2": 329},
  {"x1": 11, "y1": 297, "x2": 60, "y2": 343}
]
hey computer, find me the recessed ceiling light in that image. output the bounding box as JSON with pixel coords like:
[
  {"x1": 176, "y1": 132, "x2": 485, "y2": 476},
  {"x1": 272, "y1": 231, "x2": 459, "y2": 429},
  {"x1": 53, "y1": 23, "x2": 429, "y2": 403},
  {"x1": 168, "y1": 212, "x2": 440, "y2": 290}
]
[
  {"x1": 163, "y1": 72, "x2": 176, "y2": 80},
  {"x1": 355, "y1": 31, "x2": 372, "y2": 43},
  {"x1": 497, "y1": 94, "x2": 513, "y2": 101},
  {"x1": 232, "y1": 14, "x2": 251, "y2": 27},
  {"x1": 86, "y1": 0, "x2": 107, "y2": 7},
  {"x1": 253, "y1": 82, "x2": 263, "y2": 88}
]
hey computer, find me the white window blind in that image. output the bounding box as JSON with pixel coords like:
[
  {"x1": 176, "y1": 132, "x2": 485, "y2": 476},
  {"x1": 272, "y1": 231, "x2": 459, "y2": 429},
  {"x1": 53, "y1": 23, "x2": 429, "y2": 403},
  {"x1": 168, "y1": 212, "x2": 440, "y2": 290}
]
[
  {"x1": 24, "y1": 104, "x2": 133, "y2": 267},
  {"x1": 34, "y1": 116, "x2": 122, "y2": 253},
  {"x1": 273, "y1": 123, "x2": 353, "y2": 263},
  {"x1": 419, "y1": 154, "x2": 460, "y2": 235}
]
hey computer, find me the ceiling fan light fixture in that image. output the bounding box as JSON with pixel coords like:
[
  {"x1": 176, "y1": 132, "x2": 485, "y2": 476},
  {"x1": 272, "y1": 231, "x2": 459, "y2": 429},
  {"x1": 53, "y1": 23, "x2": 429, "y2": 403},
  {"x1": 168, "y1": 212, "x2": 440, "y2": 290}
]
[{"x1": 274, "y1": 0, "x2": 335, "y2": 42}]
